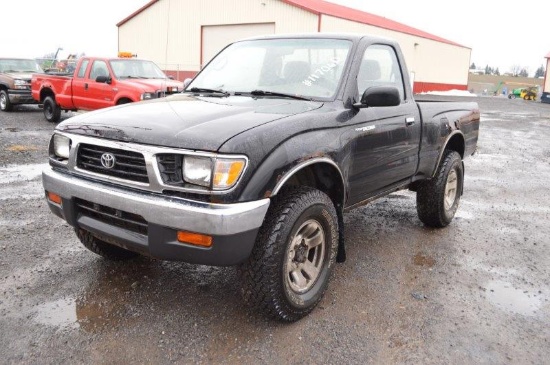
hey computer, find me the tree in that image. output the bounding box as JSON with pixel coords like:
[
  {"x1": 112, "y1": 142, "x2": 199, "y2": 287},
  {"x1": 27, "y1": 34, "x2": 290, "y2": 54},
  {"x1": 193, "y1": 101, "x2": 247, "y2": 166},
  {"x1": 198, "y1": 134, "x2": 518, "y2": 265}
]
[
  {"x1": 510, "y1": 64, "x2": 522, "y2": 77},
  {"x1": 485, "y1": 64, "x2": 491, "y2": 75},
  {"x1": 519, "y1": 68, "x2": 529, "y2": 77},
  {"x1": 534, "y1": 65, "x2": 545, "y2": 78},
  {"x1": 494, "y1": 67, "x2": 500, "y2": 76},
  {"x1": 470, "y1": 62, "x2": 476, "y2": 70}
]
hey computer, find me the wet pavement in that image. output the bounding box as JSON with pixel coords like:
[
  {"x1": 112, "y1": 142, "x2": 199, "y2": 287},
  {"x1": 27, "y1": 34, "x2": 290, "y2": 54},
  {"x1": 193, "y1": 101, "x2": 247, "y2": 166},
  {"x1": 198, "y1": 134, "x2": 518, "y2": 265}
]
[{"x1": 1, "y1": 98, "x2": 549, "y2": 364}]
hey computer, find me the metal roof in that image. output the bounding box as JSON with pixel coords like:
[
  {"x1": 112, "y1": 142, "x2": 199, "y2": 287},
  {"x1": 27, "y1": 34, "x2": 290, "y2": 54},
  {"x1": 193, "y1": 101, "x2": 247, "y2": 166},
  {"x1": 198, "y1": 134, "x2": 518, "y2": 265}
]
[{"x1": 117, "y1": 0, "x2": 466, "y2": 48}]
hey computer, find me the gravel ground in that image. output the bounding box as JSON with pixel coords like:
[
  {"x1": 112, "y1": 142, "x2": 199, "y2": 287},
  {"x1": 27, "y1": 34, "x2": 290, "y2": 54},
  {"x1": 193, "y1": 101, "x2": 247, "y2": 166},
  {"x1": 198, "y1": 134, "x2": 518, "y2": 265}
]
[{"x1": 0, "y1": 97, "x2": 549, "y2": 364}]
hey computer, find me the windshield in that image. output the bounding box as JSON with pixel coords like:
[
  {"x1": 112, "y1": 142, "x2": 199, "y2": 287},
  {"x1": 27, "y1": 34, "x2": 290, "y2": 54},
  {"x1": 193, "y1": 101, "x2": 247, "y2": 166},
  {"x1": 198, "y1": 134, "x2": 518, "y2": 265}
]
[
  {"x1": 188, "y1": 38, "x2": 352, "y2": 99},
  {"x1": 109, "y1": 59, "x2": 167, "y2": 79},
  {"x1": 0, "y1": 59, "x2": 43, "y2": 73}
]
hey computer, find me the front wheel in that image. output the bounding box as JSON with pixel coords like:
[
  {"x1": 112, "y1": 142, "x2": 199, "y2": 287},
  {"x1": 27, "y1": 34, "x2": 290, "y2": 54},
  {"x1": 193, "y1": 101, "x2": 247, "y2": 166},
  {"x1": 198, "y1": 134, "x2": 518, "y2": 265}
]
[
  {"x1": 43, "y1": 96, "x2": 61, "y2": 123},
  {"x1": 239, "y1": 187, "x2": 338, "y2": 321},
  {"x1": 416, "y1": 150, "x2": 464, "y2": 227},
  {"x1": 0, "y1": 90, "x2": 13, "y2": 111}
]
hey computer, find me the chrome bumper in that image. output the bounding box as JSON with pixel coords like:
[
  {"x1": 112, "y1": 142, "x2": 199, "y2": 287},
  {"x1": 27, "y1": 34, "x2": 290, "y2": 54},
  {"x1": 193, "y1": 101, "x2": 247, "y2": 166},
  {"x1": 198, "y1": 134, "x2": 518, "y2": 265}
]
[{"x1": 42, "y1": 166, "x2": 270, "y2": 236}]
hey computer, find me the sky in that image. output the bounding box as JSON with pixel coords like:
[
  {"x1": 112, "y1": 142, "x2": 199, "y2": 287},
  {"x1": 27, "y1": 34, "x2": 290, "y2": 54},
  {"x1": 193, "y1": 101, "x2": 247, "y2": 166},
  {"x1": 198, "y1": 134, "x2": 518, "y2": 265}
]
[{"x1": 2, "y1": 0, "x2": 549, "y2": 76}]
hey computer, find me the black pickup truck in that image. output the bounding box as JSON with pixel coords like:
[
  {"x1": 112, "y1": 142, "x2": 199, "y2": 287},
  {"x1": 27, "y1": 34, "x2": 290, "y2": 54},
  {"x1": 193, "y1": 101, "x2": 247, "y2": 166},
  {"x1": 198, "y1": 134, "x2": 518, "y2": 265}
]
[{"x1": 43, "y1": 34, "x2": 479, "y2": 321}]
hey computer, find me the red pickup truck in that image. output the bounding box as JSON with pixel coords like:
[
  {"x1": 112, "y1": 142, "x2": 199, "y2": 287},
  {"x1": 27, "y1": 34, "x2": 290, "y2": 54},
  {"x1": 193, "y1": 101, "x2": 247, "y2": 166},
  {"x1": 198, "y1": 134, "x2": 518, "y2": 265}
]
[{"x1": 32, "y1": 57, "x2": 183, "y2": 122}]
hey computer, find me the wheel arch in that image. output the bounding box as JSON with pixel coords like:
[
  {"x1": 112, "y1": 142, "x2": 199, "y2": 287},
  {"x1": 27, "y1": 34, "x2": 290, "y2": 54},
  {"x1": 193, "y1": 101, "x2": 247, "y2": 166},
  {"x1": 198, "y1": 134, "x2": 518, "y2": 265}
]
[
  {"x1": 271, "y1": 157, "x2": 346, "y2": 211},
  {"x1": 432, "y1": 131, "x2": 465, "y2": 178},
  {"x1": 39, "y1": 87, "x2": 56, "y2": 103}
]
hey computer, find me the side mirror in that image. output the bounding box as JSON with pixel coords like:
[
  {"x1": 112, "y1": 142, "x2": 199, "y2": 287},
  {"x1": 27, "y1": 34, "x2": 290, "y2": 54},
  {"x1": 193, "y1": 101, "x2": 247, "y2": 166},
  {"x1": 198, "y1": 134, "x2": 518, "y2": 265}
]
[
  {"x1": 183, "y1": 78, "x2": 193, "y2": 89},
  {"x1": 354, "y1": 86, "x2": 401, "y2": 108},
  {"x1": 168, "y1": 75, "x2": 175, "y2": 80},
  {"x1": 95, "y1": 75, "x2": 112, "y2": 84}
]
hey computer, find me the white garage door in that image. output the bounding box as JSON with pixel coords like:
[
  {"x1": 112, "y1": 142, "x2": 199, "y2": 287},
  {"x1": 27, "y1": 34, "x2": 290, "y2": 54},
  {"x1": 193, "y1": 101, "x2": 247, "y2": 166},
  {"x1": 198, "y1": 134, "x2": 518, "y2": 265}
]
[{"x1": 201, "y1": 23, "x2": 275, "y2": 66}]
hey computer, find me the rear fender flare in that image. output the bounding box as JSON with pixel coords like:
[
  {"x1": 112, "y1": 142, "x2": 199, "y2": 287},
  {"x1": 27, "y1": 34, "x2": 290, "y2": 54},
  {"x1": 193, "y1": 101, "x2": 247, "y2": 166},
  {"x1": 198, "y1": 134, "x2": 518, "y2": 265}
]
[{"x1": 432, "y1": 131, "x2": 465, "y2": 178}]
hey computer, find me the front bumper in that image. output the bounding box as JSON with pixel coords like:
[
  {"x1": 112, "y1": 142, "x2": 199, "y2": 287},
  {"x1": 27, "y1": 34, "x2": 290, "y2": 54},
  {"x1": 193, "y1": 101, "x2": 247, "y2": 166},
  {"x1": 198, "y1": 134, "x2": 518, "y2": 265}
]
[
  {"x1": 8, "y1": 89, "x2": 37, "y2": 105},
  {"x1": 43, "y1": 166, "x2": 270, "y2": 265}
]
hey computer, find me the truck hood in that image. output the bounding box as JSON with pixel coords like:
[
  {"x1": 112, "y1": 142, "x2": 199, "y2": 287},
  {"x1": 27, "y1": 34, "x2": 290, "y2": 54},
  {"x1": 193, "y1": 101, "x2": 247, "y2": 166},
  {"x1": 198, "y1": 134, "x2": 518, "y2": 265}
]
[
  {"x1": 57, "y1": 94, "x2": 323, "y2": 151},
  {"x1": 117, "y1": 78, "x2": 183, "y2": 91},
  {"x1": 3, "y1": 72, "x2": 33, "y2": 80}
]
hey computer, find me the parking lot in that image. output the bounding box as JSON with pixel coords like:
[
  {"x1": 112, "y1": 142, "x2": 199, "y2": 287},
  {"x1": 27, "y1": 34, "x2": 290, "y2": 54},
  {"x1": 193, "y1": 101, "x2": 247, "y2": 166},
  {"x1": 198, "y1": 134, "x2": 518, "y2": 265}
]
[{"x1": 1, "y1": 96, "x2": 549, "y2": 364}]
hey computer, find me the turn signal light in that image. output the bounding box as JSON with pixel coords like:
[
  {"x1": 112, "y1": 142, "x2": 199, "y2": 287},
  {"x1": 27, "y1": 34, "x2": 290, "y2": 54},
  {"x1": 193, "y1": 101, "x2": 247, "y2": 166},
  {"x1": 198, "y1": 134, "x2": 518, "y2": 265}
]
[
  {"x1": 47, "y1": 191, "x2": 62, "y2": 205},
  {"x1": 177, "y1": 231, "x2": 213, "y2": 248}
]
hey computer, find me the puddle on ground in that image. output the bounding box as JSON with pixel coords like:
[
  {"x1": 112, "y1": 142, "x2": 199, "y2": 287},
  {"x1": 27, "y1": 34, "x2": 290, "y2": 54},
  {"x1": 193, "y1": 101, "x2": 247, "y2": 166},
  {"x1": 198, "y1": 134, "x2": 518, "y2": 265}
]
[
  {"x1": 486, "y1": 280, "x2": 542, "y2": 316},
  {"x1": 0, "y1": 163, "x2": 48, "y2": 184},
  {"x1": 33, "y1": 298, "x2": 79, "y2": 330},
  {"x1": 0, "y1": 180, "x2": 44, "y2": 201},
  {"x1": 32, "y1": 295, "x2": 123, "y2": 332},
  {"x1": 413, "y1": 253, "x2": 435, "y2": 267},
  {"x1": 6, "y1": 145, "x2": 39, "y2": 152}
]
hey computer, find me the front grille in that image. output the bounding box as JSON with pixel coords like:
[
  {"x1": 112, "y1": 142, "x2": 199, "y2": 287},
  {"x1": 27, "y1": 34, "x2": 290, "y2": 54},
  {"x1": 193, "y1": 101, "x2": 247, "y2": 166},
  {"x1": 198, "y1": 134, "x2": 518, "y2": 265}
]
[
  {"x1": 77, "y1": 143, "x2": 149, "y2": 183},
  {"x1": 157, "y1": 154, "x2": 183, "y2": 185},
  {"x1": 75, "y1": 198, "x2": 148, "y2": 235}
]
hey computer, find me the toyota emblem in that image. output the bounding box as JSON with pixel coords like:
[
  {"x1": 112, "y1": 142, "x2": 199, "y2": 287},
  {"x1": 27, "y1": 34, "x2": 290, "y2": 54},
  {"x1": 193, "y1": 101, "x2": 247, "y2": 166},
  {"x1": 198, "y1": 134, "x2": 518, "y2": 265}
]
[{"x1": 100, "y1": 153, "x2": 116, "y2": 169}]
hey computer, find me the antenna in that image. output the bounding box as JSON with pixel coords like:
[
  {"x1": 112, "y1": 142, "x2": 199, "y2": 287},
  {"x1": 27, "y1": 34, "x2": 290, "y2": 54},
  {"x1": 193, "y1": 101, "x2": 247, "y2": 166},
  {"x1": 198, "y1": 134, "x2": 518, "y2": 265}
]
[{"x1": 162, "y1": 0, "x2": 172, "y2": 96}]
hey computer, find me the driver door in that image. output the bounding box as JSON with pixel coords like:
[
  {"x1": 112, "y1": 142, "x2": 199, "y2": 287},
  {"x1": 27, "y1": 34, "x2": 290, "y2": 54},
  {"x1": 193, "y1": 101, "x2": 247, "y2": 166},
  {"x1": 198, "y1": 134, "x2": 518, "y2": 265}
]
[{"x1": 347, "y1": 44, "x2": 421, "y2": 205}]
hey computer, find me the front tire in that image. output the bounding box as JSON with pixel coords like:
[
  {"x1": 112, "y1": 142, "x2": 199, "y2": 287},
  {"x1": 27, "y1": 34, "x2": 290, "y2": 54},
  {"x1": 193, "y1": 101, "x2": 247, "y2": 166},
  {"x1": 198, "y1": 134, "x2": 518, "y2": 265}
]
[
  {"x1": 239, "y1": 187, "x2": 338, "y2": 321},
  {"x1": 0, "y1": 90, "x2": 13, "y2": 111},
  {"x1": 43, "y1": 96, "x2": 61, "y2": 123},
  {"x1": 76, "y1": 229, "x2": 139, "y2": 260},
  {"x1": 416, "y1": 150, "x2": 464, "y2": 227}
]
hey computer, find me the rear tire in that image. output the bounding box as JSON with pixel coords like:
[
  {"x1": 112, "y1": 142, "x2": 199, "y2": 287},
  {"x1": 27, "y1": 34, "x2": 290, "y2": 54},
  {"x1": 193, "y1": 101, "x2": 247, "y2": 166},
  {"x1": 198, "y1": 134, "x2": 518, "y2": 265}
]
[
  {"x1": 416, "y1": 150, "x2": 463, "y2": 227},
  {"x1": 43, "y1": 96, "x2": 61, "y2": 123},
  {"x1": 76, "y1": 229, "x2": 139, "y2": 260},
  {"x1": 0, "y1": 90, "x2": 13, "y2": 111},
  {"x1": 238, "y1": 187, "x2": 338, "y2": 321}
]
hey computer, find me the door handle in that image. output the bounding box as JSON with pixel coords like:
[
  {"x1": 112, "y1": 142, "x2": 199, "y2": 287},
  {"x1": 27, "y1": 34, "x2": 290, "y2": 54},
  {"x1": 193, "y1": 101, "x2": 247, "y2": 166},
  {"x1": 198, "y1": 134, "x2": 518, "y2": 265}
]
[
  {"x1": 405, "y1": 117, "x2": 415, "y2": 126},
  {"x1": 84, "y1": 83, "x2": 88, "y2": 90}
]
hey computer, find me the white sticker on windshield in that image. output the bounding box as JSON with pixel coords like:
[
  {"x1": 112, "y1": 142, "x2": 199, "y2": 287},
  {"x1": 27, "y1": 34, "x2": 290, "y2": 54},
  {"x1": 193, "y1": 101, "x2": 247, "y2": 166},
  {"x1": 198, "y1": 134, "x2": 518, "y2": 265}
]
[{"x1": 302, "y1": 58, "x2": 340, "y2": 87}]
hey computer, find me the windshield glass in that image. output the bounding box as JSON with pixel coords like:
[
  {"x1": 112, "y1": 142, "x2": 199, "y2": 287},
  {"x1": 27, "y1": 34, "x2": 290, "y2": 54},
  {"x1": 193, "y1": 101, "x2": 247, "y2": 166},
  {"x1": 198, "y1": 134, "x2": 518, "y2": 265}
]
[
  {"x1": 0, "y1": 59, "x2": 43, "y2": 73},
  {"x1": 109, "y1": 59, "x2": 167, "y2": 79},
  {"x1": 188, "y1": 38, "x2": 352, "y2": 99}
]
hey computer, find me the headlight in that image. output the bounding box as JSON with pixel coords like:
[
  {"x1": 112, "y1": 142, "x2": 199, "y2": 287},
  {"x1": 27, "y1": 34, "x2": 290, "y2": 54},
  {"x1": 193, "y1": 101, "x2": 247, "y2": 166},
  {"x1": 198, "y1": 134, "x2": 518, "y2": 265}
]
[
  {"x1": 183, "y1": 156, "x2": 212, "y2": 187},
  {"x1": 52, "y1": 134, "x2": 71, "y2": 160},
  {"x1": 141, "y1": 92, "x2": 156, "y2": 100},
  {"x1": 182, "y1": 156, "x2": 246, "y2": 190},
  {"x1": 14, "y1": 79, "x2": 27, "y2": 90}
]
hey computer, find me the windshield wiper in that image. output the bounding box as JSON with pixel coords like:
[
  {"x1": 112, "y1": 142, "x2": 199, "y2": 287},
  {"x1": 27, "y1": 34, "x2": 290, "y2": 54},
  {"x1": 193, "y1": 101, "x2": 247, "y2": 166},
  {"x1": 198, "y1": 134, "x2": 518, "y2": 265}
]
[
  {"x1": 187, "y1": 87, "x2": 229, "y2": 97},
  {"x1": 244, "y1": 90, "x2": 312, "y2": 101}
]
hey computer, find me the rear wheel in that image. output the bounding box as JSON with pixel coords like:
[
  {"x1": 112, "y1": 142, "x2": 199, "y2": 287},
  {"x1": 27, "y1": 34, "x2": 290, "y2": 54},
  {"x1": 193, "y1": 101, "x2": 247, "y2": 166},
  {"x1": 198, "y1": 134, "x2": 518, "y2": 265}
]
[
  {"x1": 43, "y1": 96, "x2": 61, "y2": 123},
  {"x1": 416, "y1": 150, "x2": 464, "y2": 227},
  {"x1": 76, "y1": 229, "x2": 139, "y2": 260},
  {"x1": 0, "y1": 90, "x2": 13, "y2": 111},
  {"x1": 239, "y1": 187, "x2": 338, "y2": 321}
]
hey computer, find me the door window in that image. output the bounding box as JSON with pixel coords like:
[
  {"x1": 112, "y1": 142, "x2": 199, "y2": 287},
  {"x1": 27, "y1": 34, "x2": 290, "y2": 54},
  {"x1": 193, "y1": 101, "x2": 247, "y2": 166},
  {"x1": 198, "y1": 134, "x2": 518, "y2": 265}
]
[
  {"x1": 357, "y1": 45, "x2": 405, "y2": 101},
  {"x1": 89, "y1": 60, "x2": 109, "y2": 80},
  {"x1": 77, "y1": 60, "x2": 89, "y2": 78}
]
